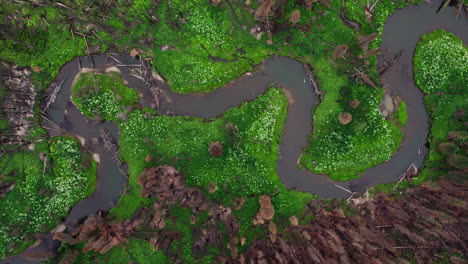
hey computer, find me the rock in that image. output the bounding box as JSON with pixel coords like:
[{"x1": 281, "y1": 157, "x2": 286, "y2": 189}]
[
  {"x1": 92, "y1": 153, "x2": 100, "y2": 163},
  {"x1": 338, "y1": 112, "x2": 352, "y2": 125},
  {"x1": 51, "y1": 224, "x2": 66, "y2": 233},
  {"x1": 380, "y1": 92, "x2": 394, "y2": 118}
]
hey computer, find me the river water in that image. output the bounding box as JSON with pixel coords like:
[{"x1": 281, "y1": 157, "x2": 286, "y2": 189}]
[{"x1": 2, "y1": 1, "x2": 467, "y2": 263}]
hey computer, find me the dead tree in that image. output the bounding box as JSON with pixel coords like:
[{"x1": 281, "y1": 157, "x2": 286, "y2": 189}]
[
  {"x1": 378, "y1": 50, "x2": 403, "y2": 74},
  {"x1": 304, "y1": 64, "x2": 322, "y2": 96},
  {"x1": 43, "y1": 78, "x2": 65, "y2": 112},
  {"x1": 100, "y1": 128, "x2": 121, "y2": 166}
]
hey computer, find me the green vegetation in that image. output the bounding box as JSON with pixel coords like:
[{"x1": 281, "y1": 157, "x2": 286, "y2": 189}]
[
  {"x1": 71, "y1": 72, "x2": 139, "y2": 122},
  {"x1": 414, "y1": 29, "x2": 467, "y2": 166},
  {"x1": 0, "y1": 0, "x2": 421, "y2": 181},
  {"x1": 0, "y1": 136, "x2": 96, "y2": 259},
  {"x1": 147, "y1": 0, "x2": 270, "y2": 93},
  {"x1": 1, "y1": 1, "x2": 453, "y2": 261},
  {"x1": 112, "y1": 87, "x2": 311, "y2": 221},
  {"x1": 272, "y1": 1, "x2": 413, "y2": 180},
  {"x1": 373, "y1": 29, "x2": 467, "y2": 194},
  {"x1": 68, "y1": 86, "x2": 311, "y2": 262},
  {"x1": 396, "y1": 101, "x2": 408, "y2": 127}
]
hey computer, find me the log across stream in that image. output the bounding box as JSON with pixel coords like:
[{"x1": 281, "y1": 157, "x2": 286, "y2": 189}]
[{"x1": 2, "y1": 1, "x2": 467, "y2": 263}]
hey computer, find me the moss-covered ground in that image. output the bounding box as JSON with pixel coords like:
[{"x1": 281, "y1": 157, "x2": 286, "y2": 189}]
[
  {"x1": 59, "y1": 83, "x2": 312, "y2": 263},
  {"x1": 71, "y1": 72, "x2": 139, "y2": 122},
  {"x1": 112, "y1": 86, "x2": 312, "y2": 231},
  {"x1": 274, "y1": 0, "x2": 419, "y2": 180},
  {"x1": 0, "y1": 134, "x2": 96, "y2": 259}
]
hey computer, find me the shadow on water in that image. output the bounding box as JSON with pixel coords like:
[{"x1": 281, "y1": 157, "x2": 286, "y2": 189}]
[{"x1": 2, "y1": 0, "x2": 467, "y2": 262}]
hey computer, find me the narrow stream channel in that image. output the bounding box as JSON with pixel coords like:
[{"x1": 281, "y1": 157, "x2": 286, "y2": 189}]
[{"x1": 2, "y1": 1, "x2": 467, "y2": 263}]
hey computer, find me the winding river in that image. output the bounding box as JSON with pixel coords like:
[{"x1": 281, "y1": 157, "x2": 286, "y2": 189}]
[{"x1": 2, "y1": 1, "x2": 467, "y2": 263}]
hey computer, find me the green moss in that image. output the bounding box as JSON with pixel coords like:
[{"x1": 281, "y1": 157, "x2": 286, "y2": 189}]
[
  {"x1": 300, "y1": 73, "x2": 401, "y2": 180},
  {"x1": 414, "y1": 29, "x2": 468, "y2": 95},
  {"x1": 71, "y1": 72, "x2": 139, "y2": 122},
  {"x1": 276, "y1": 1, "x2": 407, "y2": 181},
  {"x1": 0, "y1": 136, "x2": 96, "y2": 259},
  {"x1": 111, "y1": 88, "x2": 311, "y2": 221},
  {"x1": 140, "y1": 0, "x2": 271, "y2": 93},
  {"x1": 414, "y1": 29, "x2": 468, "y2": 161}
]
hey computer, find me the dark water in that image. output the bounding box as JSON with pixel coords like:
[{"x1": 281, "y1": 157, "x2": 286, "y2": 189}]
[{"x1": 2, "y1": 1, "x2": 467, "y2": 263}]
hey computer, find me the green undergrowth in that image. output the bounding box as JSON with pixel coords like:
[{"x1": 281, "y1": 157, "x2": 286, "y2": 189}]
[
  {"x1": 0, "y1": 7, "x2": 89, "y2": 88},
  {"x1": 71, "y1": 72, "x2": 139, "y2": 123},
  {"x1": 113, "y1": 87, "x2": 311, "y2": 217},
  {"x1": 0, "y1": 135, "x2": 96, "y2": 259},
  {"x1": 372, "y1": 29, "x2": 468, "y2": 194},
  {"x1": 274, "y1": 0, "x2": 407, "y2": 180},
  {"x1": 414, "y1": 29, "x2": 467, "y2": 165},
  {"x1": 1, "y1": 0, "x2": 421, "y2": 182},
  {"x1": 147, "y1": 0, "x2": 270, "y2": 93},
  {"x1": 300, "y1": 59, "x2": 401, "y2": 180},
  {"x1": 106, "y1": 87, "x2": 311, "y2": 260}
]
